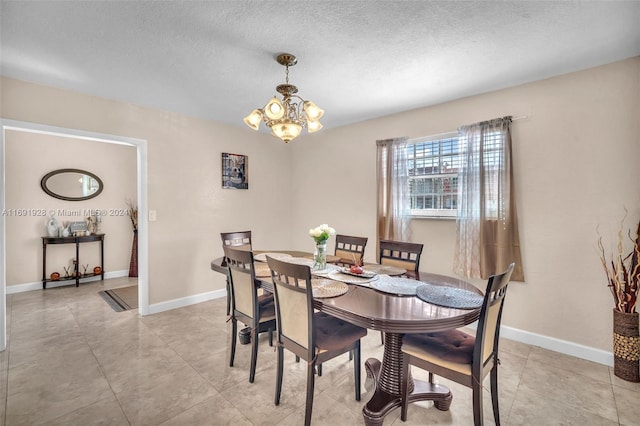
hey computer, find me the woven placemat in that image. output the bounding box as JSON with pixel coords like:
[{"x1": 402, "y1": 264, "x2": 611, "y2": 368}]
[
  {"x1": 254, "y1": 252, "x2": 292, "y2": 262},
  {"x1": 254, "y1": 262, "x2": 272, "y2": 278},
  {"x1": 311, "y1": 279, "x2": 349, "y2": 298},
  {"x1": 369, "y1": 276, "x2": 422, "y2": 296},
  {"x1": 416, "y1": 284, "x2": 484, "y2": 309}
]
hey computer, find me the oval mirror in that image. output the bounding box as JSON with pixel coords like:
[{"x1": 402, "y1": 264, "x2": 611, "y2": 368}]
[{"x1": 40, "y1": 168, "x2": 104, "y2": 201}]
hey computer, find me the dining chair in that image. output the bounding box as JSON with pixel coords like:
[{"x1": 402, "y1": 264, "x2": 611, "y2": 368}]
[
  {"x1": 266, "y1": 256, "x2": 367, "y2": 426},
  {"x1": 334, "y1": 234, "x2": 368, "y2": 266},
  {"x1": 379, "y1": 239, "x2": 424, "y2": 280},
  {"x1": 220, "y1": 231, "x2": 253, "y2": 315},
  {"x1": 378, "y1": 240, "x2": 424, "y2": 343},
  {"x1": 400, "y1": 263, "x2": 515, "y2": 426},
  {"x1": 224, "y1": 246, "x2": 276, "y2": 383}
]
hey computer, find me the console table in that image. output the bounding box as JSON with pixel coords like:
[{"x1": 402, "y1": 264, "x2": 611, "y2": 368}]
[{"x1": 42, "y1": 234, "x2": 105, "y2": 289}]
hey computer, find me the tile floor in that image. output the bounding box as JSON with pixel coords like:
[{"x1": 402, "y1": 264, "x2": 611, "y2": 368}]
[{"x1": 1, "y1": 277, "x2": 639, "y2": 425}]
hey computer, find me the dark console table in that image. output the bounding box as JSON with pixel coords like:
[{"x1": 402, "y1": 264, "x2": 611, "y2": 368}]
[{"x1": 42, "y1": 234, "x2": 105, "y2": 289}]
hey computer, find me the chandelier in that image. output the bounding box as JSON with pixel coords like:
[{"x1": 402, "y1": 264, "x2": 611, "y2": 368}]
[{"x1": 244, "y1": 53, "x2": 324, "y2": 143}]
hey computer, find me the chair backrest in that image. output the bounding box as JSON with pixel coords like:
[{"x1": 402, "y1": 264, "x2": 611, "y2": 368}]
[
  {"x1": 379, "y1": 240, "x2": 424, "y2": 273},
  {"x1": 220, "y1": 231, "x2": 252, "y2": 251},
  {"x1": 224, "y1": 246, "x2": 259, "y2": 321},
  {"x1": 474, "y1": 263, "x2": 515, "y2": 370},
  {"x1": 266, "y1": 256, "x2": 315, "y2": 360},
  {"x1": 335, "y1": 234, "x2": 368, "y2": 265}
]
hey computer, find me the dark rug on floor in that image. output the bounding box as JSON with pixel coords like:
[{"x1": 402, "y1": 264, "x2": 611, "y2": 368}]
[{"x1": 98, "y1": 285, "x2": 138, "y2": 312}]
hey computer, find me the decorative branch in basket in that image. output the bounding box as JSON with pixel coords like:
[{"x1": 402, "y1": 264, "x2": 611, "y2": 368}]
[{"x1": 597, "y1": 211, "x2": 640, "y2": 314}]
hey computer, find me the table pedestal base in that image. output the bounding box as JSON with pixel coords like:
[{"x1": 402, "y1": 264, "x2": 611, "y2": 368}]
[{"x1": 362, "y1": 333, "x2": 452, "y2": 426}]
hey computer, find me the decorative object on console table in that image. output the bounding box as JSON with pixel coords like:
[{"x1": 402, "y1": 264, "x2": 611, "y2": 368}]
[
  {"x1": 597, "y1": 211, "x2": 640, "y2": 382},
  {"x1": 309, "y1": 223, "x2": 336, "y2": 271},
  {"x1": 127, "y1": 199, "x2": 138, "y2": 277},
  {"x1": 46, "y1": 214, "x2": 59, "y2": 237}
]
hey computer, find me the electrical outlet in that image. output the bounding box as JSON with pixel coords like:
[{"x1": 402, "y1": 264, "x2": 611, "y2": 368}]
[{"x1": 149, "y1": 210, "x2": 157, "y2": 221}]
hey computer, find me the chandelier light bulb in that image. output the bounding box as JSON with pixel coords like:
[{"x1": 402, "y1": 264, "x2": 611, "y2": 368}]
[
  {"x1": 243, "y1": 109, "x2": 263, "y2": 131},
  {"x1": 264, "y1": 97, "x2": 285, "y2": 120},
  {"x1": 307, "y1": 120, "x2": 323, "y2": 133},
  {"x1": 303, "y1": 101, "x2": 324, "y2": 121}
]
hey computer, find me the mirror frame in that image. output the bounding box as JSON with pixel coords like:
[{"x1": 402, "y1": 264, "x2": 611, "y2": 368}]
[{"x1": 40, "y1": 168, "x2": 104, "y2": 201}]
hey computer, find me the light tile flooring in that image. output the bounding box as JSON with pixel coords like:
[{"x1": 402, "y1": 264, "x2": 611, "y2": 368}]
[{"x1": 1, "y1": 277, "x2": 639, "y2": 425}]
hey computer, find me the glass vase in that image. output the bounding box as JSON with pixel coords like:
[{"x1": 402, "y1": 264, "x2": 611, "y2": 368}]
[{"x1": 313, "y1": 241, "x2": 327, "y2": 271}]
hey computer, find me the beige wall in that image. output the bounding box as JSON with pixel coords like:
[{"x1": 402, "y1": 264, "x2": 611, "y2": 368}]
[
  {"x1": 5, "y1": 130, "x2": 136, "y2": 285},
  {"x1": 289, "y1": 57, "x2": 640, "y2": 352},
  {"x1": 1, "y1": 77, "x2": 293, "y2": 304},
  {"x1": 2, "y1": 57, "x2": 638, "y2": 354}
]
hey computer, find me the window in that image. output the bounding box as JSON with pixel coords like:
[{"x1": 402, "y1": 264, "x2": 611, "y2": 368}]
[{"x1": 407, "y1": 133, "x2": 460, "y2": 218}]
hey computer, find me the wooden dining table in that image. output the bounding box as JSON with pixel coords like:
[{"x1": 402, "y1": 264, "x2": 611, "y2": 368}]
[{"x1": 210, "y1": 251, "x2": 481, "y2": 426}]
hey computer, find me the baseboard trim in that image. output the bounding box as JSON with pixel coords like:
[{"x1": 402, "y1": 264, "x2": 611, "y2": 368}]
[
  {"x1": 146, "y1": 288, "x2": 226, "y2": 315},
  {"x1": 499, "y1": 325, "x2": 614, "y2": 367},
  {"x1": 6, "y1": 270, "x2": 129, "y2": 294}
]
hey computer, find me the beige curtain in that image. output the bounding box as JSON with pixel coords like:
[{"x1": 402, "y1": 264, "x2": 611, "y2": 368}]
[
  {"x1": 454, "y1": 117, "x2": 524, "y2": 281},
  {"x1": 376, "y1": 137, "x2": 410, "y2": 255}
]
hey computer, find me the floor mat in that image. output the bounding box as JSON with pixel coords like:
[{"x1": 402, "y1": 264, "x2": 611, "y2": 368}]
[{"x1": 98, "y1": 285, "x2": 138, "y2": 311}]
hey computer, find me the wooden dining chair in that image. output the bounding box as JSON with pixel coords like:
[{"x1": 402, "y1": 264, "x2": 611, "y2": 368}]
[
  {"x1": 400, "y1": 263, "x2": 515, "y2": 426},
  {"x1": 378, "y1": 240, "x2": 424, "y2": 343},
  {"x1": 266, "y1": 256, "x2": 367, "y2": 426},
  {"x1": 334, "y1": 234, "x2": 368, "y2": 266},
  {"x1": 224, "y1": 246, "x2": 276, "y2": 383},
  {"x1": 220, "y1": 231, "x2": 253, "y2": 314},
  {"x1": 379, "y1": 239, "x2": 424, "y2": 280}
]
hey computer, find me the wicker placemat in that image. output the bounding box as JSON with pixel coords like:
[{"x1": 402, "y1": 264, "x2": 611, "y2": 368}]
[
  {"x1": 254, "y1": 262, "x2": 272, "y2": 278},
  {"x1": 254, "y1": 252, "x2": 292, "y2": 262},
  {"x1": 416, "y1": 284, "x2": 484, "y2": 309},
  {"x1": 311, "y1": 279, "x2": 349, "y2": 298},
  {"x1": 363, "y1": 264, "x2": 406, "y2": 276},
  {"x1": 369, "y1": 276, "x2": 422, "y2": 296}
]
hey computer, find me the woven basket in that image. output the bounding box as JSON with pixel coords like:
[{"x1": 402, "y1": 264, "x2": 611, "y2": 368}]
[{"x1": 613, "y1": 309, "x2": 640, "y2": 382}]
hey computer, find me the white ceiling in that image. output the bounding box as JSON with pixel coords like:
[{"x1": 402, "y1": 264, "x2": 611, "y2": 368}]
[{"x1": 2, "y1": 1, "x2": 639, "y2": 131}]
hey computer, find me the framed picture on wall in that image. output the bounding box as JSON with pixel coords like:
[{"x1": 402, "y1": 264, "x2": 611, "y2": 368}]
[{"x1": 221, "y1": 152, "x2": 248, "y2": 189}]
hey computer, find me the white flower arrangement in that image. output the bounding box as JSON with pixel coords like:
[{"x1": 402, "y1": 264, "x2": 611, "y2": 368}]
[{"x1": 309, "y1": 223, "x2": 336, "y2": 244}]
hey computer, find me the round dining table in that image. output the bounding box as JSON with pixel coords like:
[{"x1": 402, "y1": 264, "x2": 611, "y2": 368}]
[{"x1": 211, "y1": 253, "x2": 481, "y2": 426}]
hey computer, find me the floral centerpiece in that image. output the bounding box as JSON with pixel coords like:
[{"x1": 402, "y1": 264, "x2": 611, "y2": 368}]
[
  {"x1": 597, "y1": 211, "x2": 640, "y2": 382},
  {"x1": 309, "y1": 224, "x2": 336, "y2": 270}
]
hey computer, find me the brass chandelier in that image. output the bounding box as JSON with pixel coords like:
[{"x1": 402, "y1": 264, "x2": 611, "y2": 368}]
[{"x1": 244, "y1": 53, "x2": 324, "y2": 143}]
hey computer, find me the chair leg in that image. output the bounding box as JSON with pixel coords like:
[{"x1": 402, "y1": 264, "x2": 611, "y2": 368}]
[
  {"x1": 400, "y1": 353, "x2": 410, "y2": 421},
  {"x1": 472, "y1": 374, "x2": 484, "y2": 426},
  {"x1": 295, "y1": 355, "x2": 300, "y2": 363},
  {"x1": 317, "y1": 363, "x2": 322, "y2": 376},
  {"x1": 268, "y1": 328, "x2": 273, "y2": 347},
  {"x1": 225, "y1": 278, "x2": 231, "y2": 315},
  {"x1": 304, "y1": 362, "x2": 316, "y2": 426},
  {"x1": 380, "y1": 331, "x2": 384, "y2": 345},
  {"x1": 354, "y1": 340, "x2": 361, "y2": 401},
  {"x1": 229, "y1": 318, "x2": 237, "y2": 367},
  {"x1": 275, "y1": 346, "x2": 284, "y2": 405},
  {"x1": 349, "y1": 350, "x2": 353, "y2": 361},
  {"x1": 249, "y1": 327, "x2": 259, "y2": 383},
  {"x1": 491, "y1": 365, "x2": 500, "y2": 425}
]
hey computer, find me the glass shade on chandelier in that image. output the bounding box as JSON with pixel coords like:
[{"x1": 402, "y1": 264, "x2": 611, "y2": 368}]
[{"x1": 243, "y1": 53, "x2": 324, "y2": 143}]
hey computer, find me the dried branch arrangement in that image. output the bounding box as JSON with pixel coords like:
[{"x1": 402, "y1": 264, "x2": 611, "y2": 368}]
[{"x1": 598, "y1": 211, "x2": 640, "y2": 313}]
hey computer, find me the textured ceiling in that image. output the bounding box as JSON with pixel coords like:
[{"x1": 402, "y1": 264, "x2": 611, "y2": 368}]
[{"x1": 2, "y1": 1, "x2": 639, "y2": 131}]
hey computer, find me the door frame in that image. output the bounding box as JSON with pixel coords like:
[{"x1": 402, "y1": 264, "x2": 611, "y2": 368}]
[{"x1": 0, "y1": 119, "x2": 149, "y2": 351}]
